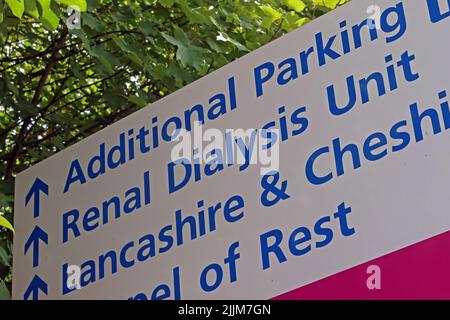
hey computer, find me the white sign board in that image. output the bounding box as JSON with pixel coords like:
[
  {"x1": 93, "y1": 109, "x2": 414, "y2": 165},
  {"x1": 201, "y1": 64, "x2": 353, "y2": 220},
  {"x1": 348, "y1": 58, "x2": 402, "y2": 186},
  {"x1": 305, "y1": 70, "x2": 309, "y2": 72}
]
[{"x1": 13, "y1": 0, "x2": 450, "y2": 299}]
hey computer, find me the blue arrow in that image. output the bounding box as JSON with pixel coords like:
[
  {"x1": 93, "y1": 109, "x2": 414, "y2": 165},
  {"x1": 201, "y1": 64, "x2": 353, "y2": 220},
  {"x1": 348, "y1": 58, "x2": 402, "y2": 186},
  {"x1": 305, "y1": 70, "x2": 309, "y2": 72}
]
[
  {"x1": 25, "y1": 178, "x2": 49, "y2": 218},
  {"x1": 23, "y1": 275, "x2": 48, "y2": 300},
  {"x1": 24, "y1": 226, "x2": 48, "y2": 268}
]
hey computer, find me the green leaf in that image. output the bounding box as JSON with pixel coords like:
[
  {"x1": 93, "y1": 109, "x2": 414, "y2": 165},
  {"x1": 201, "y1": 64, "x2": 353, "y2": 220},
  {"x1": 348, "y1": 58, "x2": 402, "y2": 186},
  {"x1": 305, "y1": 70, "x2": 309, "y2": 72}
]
[
  {"x1": 50, "y1": 136, "x2": 66, "y2": 150},
  {"x1": 259, "y1": 5, "x2": 283, "y2": 29},
  {"x1": 161, "y1": 32, "x2": 181, "y2": 47},
  {"x1": 0, "y1": 215, "x2": 13, "y2": 232},
  {"x1": 86, "y1": 0, "x2": 100, "y2": 11},
  {"x1": 38, "y1": 0, "x2": 60, "y2": 30},
  {"x1": 177, "y1": 0, "x2": 209, "y2": 24},
  {"x1": 138, "y1": 21, "x2": 156, "y2": 36},
  {"x1": 283, "y1": 0, "x2": 306, "y2": 13},
  {"x1": 0, "y1": 245, "x2": 11, "y2": 266},
  {"x1": 0, "y1": 1, "x2": 4, "y2": 24},
  {"x1": 112, "y1": 36, "x2": 143, "y2": 65},
  {"x1": 24, "y1": 0, "x2": 39, "y2": 18},
  {"x1": 6, "y1": 0, "x2": 24, "y2": 18},
  {"x1": 81, "y1": 12, "x2": 104, "y2": 31},
  {"x1": 0, "y1": 181, "x2": 13, "y2": 196},
  {"x1": 127, "y1": 94, "x2": 147, "y2": 108},
  {"x1": 0, "y1": 279, "x2": 10, "y2": 300},
  {"x1": 312, "y1": 0, "x2": 343, "y2": 9},
  {"x1": 161, "y1": 26, "x2": 188, "y2": 47},
  {"x1": 91, "y1": 47, "x2": 118, "y2": 74},
  {"x1": 165, "y1": 63, "x2": 194, "y2": 86},
  {"x1": 0, "y1": 192, "x2": 13, "y2": 208},
  {"x1": 161, "y1": 28, "x2": 208, "y2": 70},
  {"x1": 217, "y1": 31, "x2": 249, "y2": 52},
  {"x1": 103, "y1": 91, "x2": 127, "y2": 108},
  {"x1": 70, "y1": 28, "x2": 92, "y2": 53},
  {"x1": 284, "y1": 11, "x2": 310, "y2": 31},
  {"x1": 259, "y1": 5, "x2": 282, "y2": 21},
  {"x1": 55, "y1": 0, "x2": 87, "y2": 12},
  {"x1": 206, "y1": 37, "x2": 222, "y2": 53},
  {"x1": 159, "y1": 0, "x2": 175, "y2": 8},
  {"x1": 16, "y1": 99, "x2": 39, "y2": 117},
  {"x1": 177, "y1": 45, "x2": 206, "y2": 70}
]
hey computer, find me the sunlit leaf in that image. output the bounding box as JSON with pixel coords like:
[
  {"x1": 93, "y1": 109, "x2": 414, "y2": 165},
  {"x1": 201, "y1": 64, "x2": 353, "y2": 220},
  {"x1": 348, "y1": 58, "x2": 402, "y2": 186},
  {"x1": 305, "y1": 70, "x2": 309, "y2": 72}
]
[
  {"x1": 55, "y1": 0, "x2": 87, "y2": 12},
  {"x1": 6, "y1": 0, "x2": 25, "y2": 18},
  {"x1": 24, "y1": 0, "x2": 40, "y2": 19},
  {"x1": 0, "y1": 216, "x2": 13, "y2": 233},
  {"x1": 38, "y1": 0, "x2": 60, "y2": 30}
]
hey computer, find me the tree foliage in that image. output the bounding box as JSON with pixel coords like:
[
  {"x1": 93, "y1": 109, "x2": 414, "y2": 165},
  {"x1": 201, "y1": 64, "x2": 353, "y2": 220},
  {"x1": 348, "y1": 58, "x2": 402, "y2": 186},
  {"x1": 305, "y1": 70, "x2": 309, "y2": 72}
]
[{"x1": 0, "y1": 0, "x2": 348, "y2": 299}]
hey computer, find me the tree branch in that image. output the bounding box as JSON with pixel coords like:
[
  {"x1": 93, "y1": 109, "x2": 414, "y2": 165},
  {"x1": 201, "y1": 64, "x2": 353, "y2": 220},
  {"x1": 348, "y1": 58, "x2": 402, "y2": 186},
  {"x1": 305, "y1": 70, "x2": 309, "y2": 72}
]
[{"x1": 4, "y1": 26, "x2": 69, "y2": 181}]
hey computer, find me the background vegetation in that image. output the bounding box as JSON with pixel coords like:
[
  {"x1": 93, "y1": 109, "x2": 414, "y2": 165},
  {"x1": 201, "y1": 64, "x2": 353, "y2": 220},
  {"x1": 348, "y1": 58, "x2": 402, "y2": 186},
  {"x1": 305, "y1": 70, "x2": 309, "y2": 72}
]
[{"x1": 0, "y1": 0, "x2": 348, "y2": 299}]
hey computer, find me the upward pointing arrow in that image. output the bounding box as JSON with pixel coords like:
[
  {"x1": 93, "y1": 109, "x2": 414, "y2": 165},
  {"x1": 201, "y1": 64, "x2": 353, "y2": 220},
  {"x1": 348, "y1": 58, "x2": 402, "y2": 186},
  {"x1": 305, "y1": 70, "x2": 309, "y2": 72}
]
[
  {"x1": 25, "y1": 178, "x2": 49, "y2": 218},
  {"x1": 24, "y1": 225, "x2": 48, "y2": 268},
  {"x1": 23, "y1": 275, "x2": 48, "y2": 300}
]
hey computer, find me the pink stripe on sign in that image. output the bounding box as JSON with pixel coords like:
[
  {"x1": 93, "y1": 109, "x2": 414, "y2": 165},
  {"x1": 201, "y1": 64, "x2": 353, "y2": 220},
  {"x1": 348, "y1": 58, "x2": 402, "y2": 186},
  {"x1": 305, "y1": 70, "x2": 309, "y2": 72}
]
[{"x1": 273, "y1": 231, "x2": 450, "y2": 300}]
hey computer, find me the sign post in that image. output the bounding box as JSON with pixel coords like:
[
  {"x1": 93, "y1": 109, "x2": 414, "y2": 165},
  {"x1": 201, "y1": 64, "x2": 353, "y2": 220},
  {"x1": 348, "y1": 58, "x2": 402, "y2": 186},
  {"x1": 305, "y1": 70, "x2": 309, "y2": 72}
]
[{"x1": 13, "y1": 0, "x2": 450, "y2": 299}]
